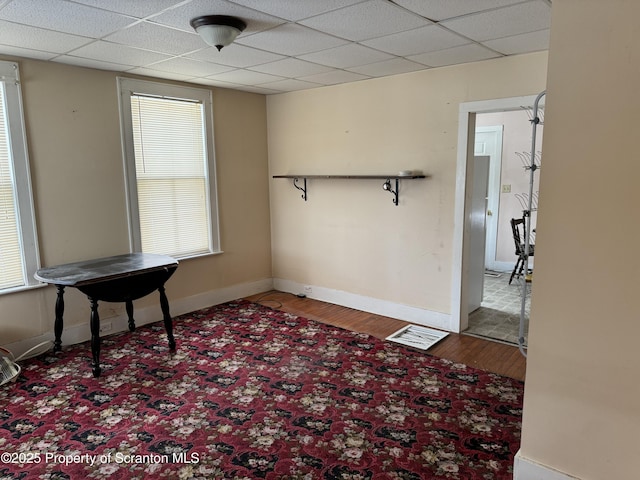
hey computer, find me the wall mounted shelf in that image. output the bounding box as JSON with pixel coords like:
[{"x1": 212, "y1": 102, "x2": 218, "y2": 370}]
[{"x1": 272, "y1": 174, "x2": 427, "y2": 206}]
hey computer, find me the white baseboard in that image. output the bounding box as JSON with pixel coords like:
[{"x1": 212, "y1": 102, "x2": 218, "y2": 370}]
[
  {"x1": 5, "y1": 277, "x2": 453, "y2": 358},
  {"x1": 169, "y1": 278, "x2": 273, "y2": 318},
  {"x1": 273, "y1": 278, "x2": 452, "y2": 332},
  {"x1": 488, "y1": 261, "x2": 516, "y2": 273},
  {"x1": 488, "y1": 260, "x2": 535, "y2": 274},
  {"x1": 2, "y1": 278, "x2": 273, "y2": 360},
  {"x1": 514, "y1": 451, "x2": 580, "y2": 480}
]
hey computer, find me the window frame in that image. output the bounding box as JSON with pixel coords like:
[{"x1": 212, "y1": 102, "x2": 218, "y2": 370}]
[
  {"x1": 0, "y1": 61, "x2": 41, "y2": 294},
  {"x1": 117, "y1": 77, "x2": 221, "y2": 259}
]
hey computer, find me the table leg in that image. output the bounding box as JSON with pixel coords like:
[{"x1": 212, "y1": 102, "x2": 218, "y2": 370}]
[
  {"x1": 89, "y1": 297, "x2": 101, "y2": 378},
  {"x1": 158, "y1": 285, "x2": 176, "y2": 351},
  {"x1": 54, "y1": 285, "x2": 65, "y2": 352},
  {"x1": 126, "y1": 300, "x2": 135, "y2": 332}
]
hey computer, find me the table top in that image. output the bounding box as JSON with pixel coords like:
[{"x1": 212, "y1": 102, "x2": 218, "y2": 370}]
[{"x1": 35, "y1": 253, "x2": 179, "y2": 287}]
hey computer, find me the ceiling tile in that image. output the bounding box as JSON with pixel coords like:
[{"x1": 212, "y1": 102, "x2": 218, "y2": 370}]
[
  {"x1": 300, "y1": 0, "x2": 429, "y2": 41},
  {"x1": 105, "y1": 21, "x2": 206, "y2": 55},
  {"x1": 55, "y1": 56, "x2": 132, "y2": 71},
  {"x1": 207, "y1": 69, "x2": 285, "y2": 86},
  {"x1": 299, "y1": 44, "x2": 394, "y2": 69},
  {"x1": 409, "y1": 44, "x2": 500, "y2": 67},
  {"x1": 0, "y1": 45, "x2": 57, "y2": 61},
  {"x1": 258, "y1": 78, "x2": 323, "y2": 92},
  {"x1": 347, "y1": 58, "x2": 427, "y2": 77},
  {"x1": 143, "y1": 57, "x2": 235, "y2": 77},
  {"x1": 126, "y1": 66, "x2": 197, "y2": 82},
  {"x1": 299, "y1": 70, "x2": 369, "y2": 86},
  {"x1": 66, "y1": 41, "x2": 171, "y2": 67},
  {"x1": 186, "y1": 44, "x2": 285, "y2": 68},
  {"x1": 393, "y1": 0, "x2": 527, "y2": 21},
  {"x1": 440, "y1": 2, "x2": 552, "y2": 42},
  {"x1": 188, "y1": 77, "x2": 243, "y2": 88},
  {"x1": 70, "y1": 0, "x2": 186, "y2": 19},
  {"x1": 482, "y1": 29, "x2": 550, "y2": 55},
  {"x1": 233, "y1": 84, "x2": 282, "y2": 95},
  {"x1": 229, "y1": 0, "x2": 365, "y2": 21},
  {"x1": 148, "y1": 0, "x2": 284, "y2": 34},
  {"x1": 0, "y1": 20, "x2": 93, "y2": 53},
  {"x1": 249, "y1": 58, "x2": 333, "y2": 78},
  {"x1": 0, "y1": 0, "x2": 136, "y2": 37},
  {"x1": 362, "y1": 24, "x2": 470, "y2": 56},
  {"x1": 236, "y1": 23, "x2": 348, "y2": 56}
]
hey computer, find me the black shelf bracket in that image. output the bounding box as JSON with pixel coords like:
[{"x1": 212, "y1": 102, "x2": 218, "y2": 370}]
[
  {"x1": 382, "y1": 178, "x2": 399, "y2": 206},
  {"x1": 293, "y1": 177, "x2": 307, "y2": 201}
]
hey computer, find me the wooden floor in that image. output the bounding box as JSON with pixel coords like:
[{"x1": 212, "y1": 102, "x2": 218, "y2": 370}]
[{"x1": 245, "y1": 291, "x2": 526, "y2": 382}]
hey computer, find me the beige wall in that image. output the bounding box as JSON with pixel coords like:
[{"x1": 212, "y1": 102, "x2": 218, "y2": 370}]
[
  {"x1": 0, "y1": 58, "x2": 272, "y2": 345},
  {"x1": 520, "y1": 1, "x2": 640, "y2": 479},
  {"x1": 267, "y1": 52, "x2": 547, "y2": 318}
]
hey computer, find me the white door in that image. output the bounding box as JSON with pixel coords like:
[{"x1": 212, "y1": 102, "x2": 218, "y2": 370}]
[
  {"x1": 468, "y1": 156, "x2": 490, "y2": 313},
  {"x1": 474, "y1": 126, "x2": 503, "y2": 271}
]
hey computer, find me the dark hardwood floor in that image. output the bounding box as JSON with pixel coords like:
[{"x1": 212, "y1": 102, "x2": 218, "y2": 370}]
[{"x1": 245, "y1": 290, "x2": 526, "y2": 382}]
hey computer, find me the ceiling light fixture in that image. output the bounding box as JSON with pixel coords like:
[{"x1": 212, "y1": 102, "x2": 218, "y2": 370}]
[{"x1": 190, "y1": 15, "x2": 247, "y2": 51}]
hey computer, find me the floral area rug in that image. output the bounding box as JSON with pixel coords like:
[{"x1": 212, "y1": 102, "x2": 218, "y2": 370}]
[{"x1": 0, "y1": 300, "x2": 523, "y2": 479}]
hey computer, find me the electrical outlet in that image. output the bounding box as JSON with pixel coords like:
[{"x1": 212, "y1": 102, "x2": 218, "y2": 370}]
[
  {"x1": 501, "y1": 184, "x2": 511, "y2": 193},
  {"x1": 303, "y1": 285, "x2": 312, "y2": 295},
  {"x1": 100, "y1": 321, "x2": 112, "y2": 334}
]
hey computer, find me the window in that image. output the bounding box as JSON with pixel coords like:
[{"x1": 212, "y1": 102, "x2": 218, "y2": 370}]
[
  {"x1": 0, "y1": 61, "x2": 39, "y2": 293},
  {"x1": 117, "y1": 78, "x2": 220, "y2": 259}
]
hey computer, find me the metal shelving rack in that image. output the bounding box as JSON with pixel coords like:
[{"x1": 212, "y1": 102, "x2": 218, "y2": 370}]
[{"x1": 518, "y1": 90, "x2": 545, "y2": 358}]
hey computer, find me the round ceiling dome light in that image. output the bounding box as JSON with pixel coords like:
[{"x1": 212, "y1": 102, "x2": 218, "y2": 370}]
[{"x1": 190, "y1": 15, "x2": 247, "y2": 51}]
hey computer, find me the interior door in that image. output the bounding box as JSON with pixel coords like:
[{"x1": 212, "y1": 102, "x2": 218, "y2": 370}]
[
  {"x1": 474, "y1": 126, "x2": 503, "y2": 271},
  {"x1": 468, "y1": 155, "x2": 490, "y2": 313}
]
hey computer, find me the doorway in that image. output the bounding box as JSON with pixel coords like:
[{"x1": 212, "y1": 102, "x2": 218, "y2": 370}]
[{"x1": 451, "y1": 95, "x2": 543, "y2": 340}]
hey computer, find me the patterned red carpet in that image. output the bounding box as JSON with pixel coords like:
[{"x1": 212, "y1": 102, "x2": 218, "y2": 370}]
[{"x1": 0, "y1": 300, "x2": 523, "y2": 479}]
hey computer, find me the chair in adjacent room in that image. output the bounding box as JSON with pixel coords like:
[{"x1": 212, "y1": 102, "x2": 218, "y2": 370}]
[{"x1": 509, "y1": 217, "x2": 535, "y2": 284}]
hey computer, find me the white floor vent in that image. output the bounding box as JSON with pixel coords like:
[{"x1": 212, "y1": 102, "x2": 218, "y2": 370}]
[
  {"x1": 386, "y1": 325, "x2": 449, "y2": 351},
  {"x1": 0, "y1": 355, "x2": 20, "y2": 387}
]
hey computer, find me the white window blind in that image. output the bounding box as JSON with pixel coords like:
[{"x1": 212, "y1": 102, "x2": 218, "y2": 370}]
[
  {"x1": 118, "y1": 78, "x2": 219, "y2": 259},
  {"x1": 0, "y1": 82, "x2": 23, "y2": 289},
  {"x1": 0, "y1": 62, "x2": 39, "y2": 293}
]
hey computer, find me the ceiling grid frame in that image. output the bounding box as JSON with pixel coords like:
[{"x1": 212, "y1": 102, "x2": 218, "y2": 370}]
[{"x1": 0, "y1": 0, "x2": 551, "y2": 94}]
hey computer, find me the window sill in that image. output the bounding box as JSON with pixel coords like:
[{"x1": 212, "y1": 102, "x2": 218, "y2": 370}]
[
  {"x1": 0, "y1": 282, "x2": 48, "y2": 297},
  {"x1": 174, "y1": 250, "x2": 224, "y2": 262}
]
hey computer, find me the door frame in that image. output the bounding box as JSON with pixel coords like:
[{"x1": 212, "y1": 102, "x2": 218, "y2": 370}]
[{"x1": 451, "y1": 95, "x2": 539, "y2": 332}]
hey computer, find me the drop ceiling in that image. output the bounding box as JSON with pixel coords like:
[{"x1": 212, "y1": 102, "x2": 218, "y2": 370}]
[{"x1": 0, "y1": 0, "x2": 551, "y2": 94}]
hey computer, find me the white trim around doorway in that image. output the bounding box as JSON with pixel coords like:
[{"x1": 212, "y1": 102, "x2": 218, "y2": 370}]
[{"x1": 451, "y1": 95, "x2": 541, "y2": 333}]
